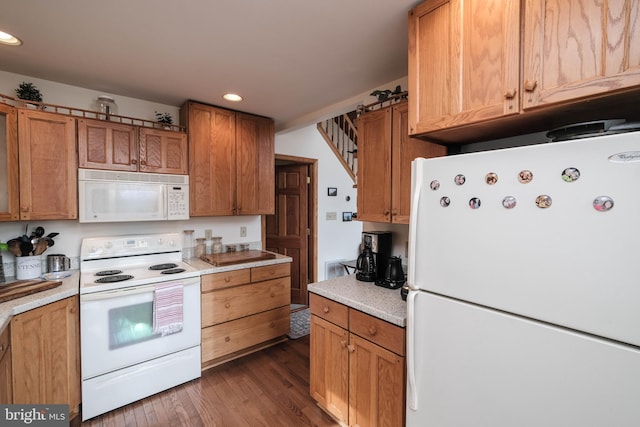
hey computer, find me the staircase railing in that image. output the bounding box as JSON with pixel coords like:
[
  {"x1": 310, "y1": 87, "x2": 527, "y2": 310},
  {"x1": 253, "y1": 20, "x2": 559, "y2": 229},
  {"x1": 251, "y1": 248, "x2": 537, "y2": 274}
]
[{"x1": 317, "y1": 113, "x2": 357, "y2": 182}]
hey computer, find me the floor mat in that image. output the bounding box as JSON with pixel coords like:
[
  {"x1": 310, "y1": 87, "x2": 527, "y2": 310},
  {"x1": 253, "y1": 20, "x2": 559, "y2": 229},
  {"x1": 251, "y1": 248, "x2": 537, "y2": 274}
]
[{"x1": 287, "y1": 308, "x2": 310, "y2": 339}]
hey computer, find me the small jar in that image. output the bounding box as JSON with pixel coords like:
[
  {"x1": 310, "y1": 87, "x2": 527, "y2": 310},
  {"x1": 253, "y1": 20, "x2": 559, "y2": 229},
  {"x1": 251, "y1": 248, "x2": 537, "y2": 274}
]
[
  {"x1": 212, "y1": 237, "x2": 223, "y2": 254},
  {"x1": 195, "y1": 238, "x2": 206, "y2": 258},
  {"x1": 205, "y1": 239, "x2": 213, "y2": 255},
  {"x1": 225, "y1": 244, "x2": 236, "y2": 253}
]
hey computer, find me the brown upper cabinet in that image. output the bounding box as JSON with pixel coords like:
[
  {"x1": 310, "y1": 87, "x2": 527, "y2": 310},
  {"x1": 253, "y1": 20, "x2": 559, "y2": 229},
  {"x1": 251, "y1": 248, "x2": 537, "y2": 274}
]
[
  {"x1": 180, "y1": 101, "x2": 275, "y2": 216},
  {"x1": 78, "y1": 118, "x2": 187, "y2": 174},
  {"x1": 408, "y1": 0, "x2": 521, "y2": 135},
  {"x1": 409, "y1": 0, "x2": 640, "y2": 138},
  {"x1": 18, "y1": 109, "x2": 77, "y2": 221},
  {"x1": 357, "y1": 101, "x2": 446, "y2": 224},
  {"x1": 0, "y1": 103, "x2": 19, "y2": 221},
  {"x1": 522, "y1": 0, "x2": 640, "y2": 109}
]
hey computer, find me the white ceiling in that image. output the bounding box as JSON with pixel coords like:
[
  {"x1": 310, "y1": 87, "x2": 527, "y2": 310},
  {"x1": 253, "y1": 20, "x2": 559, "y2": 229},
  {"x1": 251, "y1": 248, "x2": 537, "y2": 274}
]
[{"x1": 0, "y1": 0, "x2": 420, "y2": 130}]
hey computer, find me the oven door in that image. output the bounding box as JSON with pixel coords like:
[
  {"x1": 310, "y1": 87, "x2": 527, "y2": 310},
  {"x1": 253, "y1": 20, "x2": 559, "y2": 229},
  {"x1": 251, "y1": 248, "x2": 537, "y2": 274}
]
[{"x1": 80, "y1": 277, "x2": 200, "y2": 379}]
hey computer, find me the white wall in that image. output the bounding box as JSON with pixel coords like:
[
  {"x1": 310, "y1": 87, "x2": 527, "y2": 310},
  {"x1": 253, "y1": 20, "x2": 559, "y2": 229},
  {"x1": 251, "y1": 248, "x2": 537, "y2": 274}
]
[{"x1": 0, "y1": 71, "x2": 261, "y2": 276}]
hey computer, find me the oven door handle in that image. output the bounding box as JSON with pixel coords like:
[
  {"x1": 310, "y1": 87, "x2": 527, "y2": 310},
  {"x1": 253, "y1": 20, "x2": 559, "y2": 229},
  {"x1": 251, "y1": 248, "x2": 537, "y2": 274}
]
[{"x1": 81, "y1": 284, "x2": 158, "y2": 301}]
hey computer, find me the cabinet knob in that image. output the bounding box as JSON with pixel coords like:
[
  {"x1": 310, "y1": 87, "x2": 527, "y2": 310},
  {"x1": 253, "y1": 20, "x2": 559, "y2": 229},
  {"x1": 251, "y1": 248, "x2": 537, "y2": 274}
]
[
  {"x1": 340, "y1": 340, "x2": 347, "y2": 348},
  {"x1": 347, "y1": 344, "x2": 356, "y2": 353},
  {"x1": 323, "y1": 306, "x2": 329, "y2": 313},
  {"x1": 0, "y1": 345, "x2": 4, "y2": 352},
  {"x1": 384, "y1": 209, "x2": 390, "y2": 217},
  {"x1": 524, "y1": 80, "x2": 538, "y2": 92},
  {"x1": 269, "y1": 322, "x2": 275, "y2": 328},
  {"x1": 224, "y1": 276, "x2": 231, "y2": 282},
  {"x1": 504, "y1": 89, "x2": 517, "y2": 99},
  {"x1": 140, "y1": 160, "x2": 146, "y2": 165},
  {"x1": 270, "y1": 292, "x2": 275, "y2": 298},
  {"x1": 225, "y1": 303, "x2": 231, "y2": 309},
  {"x1": 131, "y1": 159, "x2": 138, "y2": 165},
  {"x1": 368, "y1": 326, "x2": 377, "y2": 336},
  {"x1": 225, "y1": 336, "x2": 231, "y2": 342}
]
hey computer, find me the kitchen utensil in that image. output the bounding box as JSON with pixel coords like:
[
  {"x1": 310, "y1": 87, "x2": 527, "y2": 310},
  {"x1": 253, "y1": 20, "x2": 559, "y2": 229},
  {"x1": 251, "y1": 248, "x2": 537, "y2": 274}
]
[
  {"x1": 33, "y1": 239, "x2": 49, "y2": 256},
  {"x1": 47, "y1": 254, "x2": 71, "y2": 272},
  {"x1": 34, "y1": 226, "x2": 45, "y2": 237},
  {"x1": 46, "y1": 232, "x2": 59, "y2": 239},
  {"x1": 20, "y1": 240, "x2": 33, "y2": 256},
  {"x1": 7, "y1": 239, "x2": 22, "y2": 257}
]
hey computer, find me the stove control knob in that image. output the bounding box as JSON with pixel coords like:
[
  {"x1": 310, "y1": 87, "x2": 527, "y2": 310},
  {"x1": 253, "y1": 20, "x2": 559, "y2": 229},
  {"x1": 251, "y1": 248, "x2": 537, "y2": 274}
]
[
  {"x1": 157, "y1": 238, "x2": 164, "y2": 246},
  {"x1": 105, "y1": 242, "x2": 113, "y2": 249}
]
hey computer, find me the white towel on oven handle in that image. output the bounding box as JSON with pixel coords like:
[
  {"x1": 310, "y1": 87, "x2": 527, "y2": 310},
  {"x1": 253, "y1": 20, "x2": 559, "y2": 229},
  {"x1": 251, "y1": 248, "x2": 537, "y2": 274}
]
[{"x1": 153, "y1": 282, "x2": 184, "y2": 336}]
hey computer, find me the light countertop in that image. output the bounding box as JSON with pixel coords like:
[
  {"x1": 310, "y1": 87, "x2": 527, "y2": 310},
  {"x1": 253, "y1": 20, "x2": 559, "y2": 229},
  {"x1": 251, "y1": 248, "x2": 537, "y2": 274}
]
[{"x1": 308, "y1": 275, "x2": 407, "y2": 327}]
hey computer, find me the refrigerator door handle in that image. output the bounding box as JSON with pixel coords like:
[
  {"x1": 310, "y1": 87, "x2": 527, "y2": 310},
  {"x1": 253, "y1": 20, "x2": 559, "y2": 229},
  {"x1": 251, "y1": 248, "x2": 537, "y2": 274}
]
[
  {"x1": 407, "y1": 290, "x2": 419, "y2": 411},
  {"x1": 408, "y1": 161, "x2": 422, "y2": 287}
]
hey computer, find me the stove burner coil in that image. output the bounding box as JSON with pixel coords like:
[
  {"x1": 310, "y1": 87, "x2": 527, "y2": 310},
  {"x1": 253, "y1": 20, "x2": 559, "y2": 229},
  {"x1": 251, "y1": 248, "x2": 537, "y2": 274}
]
[
  {"x1": 94, "y1": 274, "x2": 134, "y2": 283},
  {"x1": 95, "y1": 270, "x2": 123, "y2": 276},
  {"x1": 149, "y1": 263, "x2": 179, "y2": 270},
  {"x1": 160, "y1": 268, "x2": 186, "y2": 275}
]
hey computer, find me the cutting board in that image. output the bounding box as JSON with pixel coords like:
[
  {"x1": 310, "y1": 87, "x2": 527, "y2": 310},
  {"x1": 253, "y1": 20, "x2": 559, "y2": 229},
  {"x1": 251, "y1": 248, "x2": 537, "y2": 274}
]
[
  {"x1": 0, "y1": 279, "x2": 63, "y2": 304},
  {"x1": 200, "y1": 250, "x2": 276, "y2": 266}
]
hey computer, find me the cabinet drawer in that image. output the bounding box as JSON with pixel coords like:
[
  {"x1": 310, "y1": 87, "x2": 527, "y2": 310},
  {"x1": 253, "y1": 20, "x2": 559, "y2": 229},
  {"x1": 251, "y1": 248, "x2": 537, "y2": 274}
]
[
  {"x1": 202, "y1": 306, "x2": 290, "y2": 362},
  {"x1": 201, "y1": 277, "x2": 290, "y2": 327},
  {"x1": 201, "y1": 268, "x2": 251, "y2": 292},
  {"x1": 349, "y1": 309, "x2": 405, "y2": 356},
  {"x1": 0, "y1": 325, "x2": 9, "y2": 361},
  {"x1": 309, "y1": 293, "x2": 348, "y2": 329},
  {"x1": 251, "y1": 263, "x2": 290, "y2": 282}
]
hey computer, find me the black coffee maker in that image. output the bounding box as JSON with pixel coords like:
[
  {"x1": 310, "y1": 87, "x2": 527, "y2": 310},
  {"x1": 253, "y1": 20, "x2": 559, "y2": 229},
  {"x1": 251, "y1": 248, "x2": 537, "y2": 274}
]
[{"x1": 356, "y1": 231, "x2": 392, "y2": 282}]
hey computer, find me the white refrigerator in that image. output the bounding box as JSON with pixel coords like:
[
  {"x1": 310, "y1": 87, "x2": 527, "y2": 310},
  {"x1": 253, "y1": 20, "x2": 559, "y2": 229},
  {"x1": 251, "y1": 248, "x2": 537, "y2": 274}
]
[{"x1": 406, "y1": 131, "x2": 640, "y2": 426}]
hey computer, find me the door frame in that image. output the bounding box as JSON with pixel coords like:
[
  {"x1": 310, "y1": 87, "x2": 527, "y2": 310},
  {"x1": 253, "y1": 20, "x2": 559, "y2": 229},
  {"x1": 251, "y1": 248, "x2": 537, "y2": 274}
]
[{"x1": 263, "y1": 154, "x2": 318, "y2": 291}]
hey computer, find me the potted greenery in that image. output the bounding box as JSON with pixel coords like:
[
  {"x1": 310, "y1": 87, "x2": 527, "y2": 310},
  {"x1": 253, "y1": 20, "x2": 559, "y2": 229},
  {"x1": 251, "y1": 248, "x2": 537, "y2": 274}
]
[
  {"x1": 15, "y1": 82, "x2": 43, "y2": 108},
  {"x1": 155, "y1": 111, "x2": 173, "y2": 129}
]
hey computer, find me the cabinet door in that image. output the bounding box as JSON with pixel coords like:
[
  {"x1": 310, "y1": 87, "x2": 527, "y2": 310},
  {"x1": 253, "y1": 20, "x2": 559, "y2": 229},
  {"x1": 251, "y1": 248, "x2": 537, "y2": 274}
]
[
  {"x1": 0, "y1": 325, "x2": 11, "y2": 404},
  {"x1": 77, "y1": 118, "x2": 138, "y2": 171},
  {"x1": 309, "y1": 314, "x2": 349, "y2": 424},
  {"x1": 0, "y1": 103, "x2": 19, "y2": 221},
  {"x1": 138, "y1": 128, "x2": 188, "y2": 174},
  {"x1": 408, "y1": 0, "x2": 520, "y2": 135},
  {"x1": 348, "y1": 333, "x2": 405, "y2": 427},
  {"x1": 185, "y1": 102, "x2": 236, "y2": 216},
  {"x1": 391, "y1": 103, "x2": 446, "y2": 224},
  {"x1": 357, "y1": 107, "x2": 392, "y2": 223},
  {"x1": 236, "y1": 113, "x2": 275, "y2": 215},
  {"x1": 11, "y1": 296, "x2": 80, "y2": 415},
  {"x1": 18, "y1": 109, "x2": 77, "y2": 220},
  {"x1": 522, "y1": 0, "x2": 640, "y2": 109}
]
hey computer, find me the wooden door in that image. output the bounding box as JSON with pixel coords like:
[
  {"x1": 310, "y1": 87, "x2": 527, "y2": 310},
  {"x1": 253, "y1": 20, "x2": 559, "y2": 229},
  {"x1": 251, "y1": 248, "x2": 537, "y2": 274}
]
[
  {"x1": 138, "y1": 128, "x2": 188, "y2": 174},
  {"x1": 236, "y1": 113, "x2": 275, "y2": 215},
  {"x1": 309, "y1": 315, "x2": 349, "y2": 424},
  {"x1": 348, "y1": 333, "x2": 405, "y2": 427},
  {"x1": 522, "y1": 0, "x2": 640, "y2": 109},
  {"x1": 266, "y1": 164, "x2": 309, "y2": 305},
  {"x1": 391, "y1": 103, "x2": 447, "y2": 224},
  {"x1": 0, "y1": 103, "x2": 19, "y2": 221},
  {"x1": 11, "y1": 296, "x2": 81, "y2": 416},
  {"x1": 77, "y1": 118, "x2": 138, "y2": 171},
  {"x1": 18, "y1": 109, "x2": 77, "y2": 220},
  {"x1": 357, "y1": 106, "x2": 392, "y2": 223},
  {"x1": 408, "y1": 0, "x2": 520, "y2": 135},
  {"x1": 184, "y1": 102, "x2": 236, "y2": 216}
]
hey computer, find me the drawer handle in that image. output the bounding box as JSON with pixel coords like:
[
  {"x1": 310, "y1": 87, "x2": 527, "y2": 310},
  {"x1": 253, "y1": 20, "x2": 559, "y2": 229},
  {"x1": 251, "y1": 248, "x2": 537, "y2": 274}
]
[
  {"x1": 225, "y1": 303, "x2": 231, "y2": 309},
  {"x1": 323, "y1": 306, "x2": 329, "y2": 313},
  {"x1": 368, "y1": 326, "x2": 378, "y2": 336},
  {"x1": 347, "y1": 344, "x2": 356, "y2": 353},
  {"x1": 225, "y1": 336, "x2": 230, "y2": 342}
]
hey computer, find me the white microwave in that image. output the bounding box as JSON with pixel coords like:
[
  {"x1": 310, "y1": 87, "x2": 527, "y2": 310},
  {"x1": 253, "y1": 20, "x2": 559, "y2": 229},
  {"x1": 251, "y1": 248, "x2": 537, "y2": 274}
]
[{"x1": 78, "y1": 169, "x2": 189, "y2": 223}]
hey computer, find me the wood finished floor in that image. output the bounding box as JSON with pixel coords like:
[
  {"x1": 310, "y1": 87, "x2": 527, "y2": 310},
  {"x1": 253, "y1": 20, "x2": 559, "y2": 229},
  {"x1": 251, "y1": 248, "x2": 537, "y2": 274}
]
[{"x1": 78, "y1": 336, "x2": 340, "y2": 427}]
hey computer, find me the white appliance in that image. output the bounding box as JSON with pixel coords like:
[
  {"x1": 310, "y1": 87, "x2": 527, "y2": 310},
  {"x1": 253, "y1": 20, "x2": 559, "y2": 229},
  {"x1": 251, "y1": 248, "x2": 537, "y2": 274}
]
[
  {"x1": 407, "y1": 128, "x2": 640, "y2": 426},
  {"x1": 78, "y1": 168, "x2": 189, "y2": 223},
  {"x1": 80, "y1": 233, "x2": 201, "y2": 421}
]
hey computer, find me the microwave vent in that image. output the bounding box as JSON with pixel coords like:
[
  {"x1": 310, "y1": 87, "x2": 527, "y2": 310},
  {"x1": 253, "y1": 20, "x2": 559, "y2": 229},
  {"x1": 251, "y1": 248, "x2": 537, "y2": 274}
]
[{"x1": 78, "y1": 168, "x2": 189, "y2": 185}]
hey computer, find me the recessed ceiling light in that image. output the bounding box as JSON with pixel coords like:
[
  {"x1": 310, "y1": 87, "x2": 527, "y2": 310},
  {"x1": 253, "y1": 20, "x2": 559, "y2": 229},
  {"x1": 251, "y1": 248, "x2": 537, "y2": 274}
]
[
  {"x1": 0, "y1": 30, "x2": 22, "y2": 46},
  {"x1": 223, "y1": 93, "x2": 243, "y2": 102}
]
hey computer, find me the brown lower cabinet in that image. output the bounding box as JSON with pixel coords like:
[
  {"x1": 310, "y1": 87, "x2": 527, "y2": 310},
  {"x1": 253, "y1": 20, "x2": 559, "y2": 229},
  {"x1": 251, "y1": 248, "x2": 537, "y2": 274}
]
[
  {"x1": 309, "y1": 293, "x2": 405, "y2": 426},
  {"x1": 200, "y1": 263, "x2": 291, "y2": 369},
  {"x1": 10, "y1": 295, "x2": 81, "y2": 418},
  {"x1": 0, "y1": 323, "x2": 12, "y2": 403}
]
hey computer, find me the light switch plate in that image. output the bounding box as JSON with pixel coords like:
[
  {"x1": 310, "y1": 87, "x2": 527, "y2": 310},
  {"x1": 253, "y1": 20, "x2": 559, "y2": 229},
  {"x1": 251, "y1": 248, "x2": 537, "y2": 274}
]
[{"x1": 326, "y1": 212, "x2": 337, "y2": 220}]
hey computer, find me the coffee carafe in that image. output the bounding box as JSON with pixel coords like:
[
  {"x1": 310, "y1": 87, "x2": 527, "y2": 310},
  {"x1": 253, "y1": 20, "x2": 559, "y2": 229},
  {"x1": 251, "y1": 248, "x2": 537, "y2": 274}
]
[{"x1": 355, "y1": 246, "x2": 376, "y2": 282}]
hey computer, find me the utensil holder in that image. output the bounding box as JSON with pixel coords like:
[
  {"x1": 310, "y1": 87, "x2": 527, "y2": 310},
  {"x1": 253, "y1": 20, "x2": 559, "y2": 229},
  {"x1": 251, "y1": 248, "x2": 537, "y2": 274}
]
[{"x1": 16, "y1": 256, "x2": 42, "y2": 280}]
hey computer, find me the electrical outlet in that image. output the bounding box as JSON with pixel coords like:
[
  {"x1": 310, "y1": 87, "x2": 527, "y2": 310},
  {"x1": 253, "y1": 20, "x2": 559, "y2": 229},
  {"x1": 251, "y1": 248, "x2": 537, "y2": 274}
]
[
  {"x1": 326, "y1": 212, "x2": 337, "y2": 221},
  {"x1": 240, "y1": 226, "x2": 247, "y2": 237}
]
